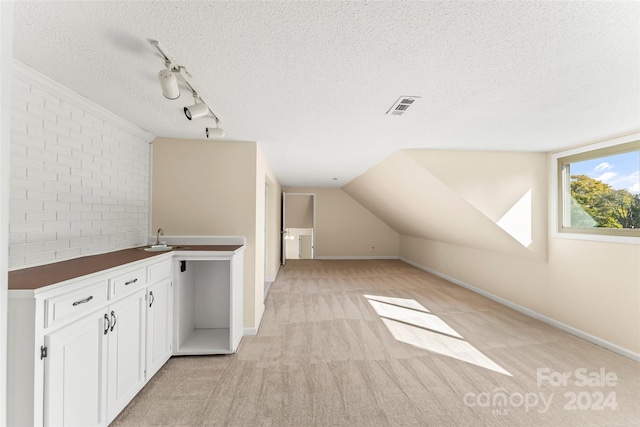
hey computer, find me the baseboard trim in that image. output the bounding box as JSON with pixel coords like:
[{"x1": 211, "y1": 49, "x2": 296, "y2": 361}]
[
  {"x1": 272, "y1": 263, "x2": 281, "y2": 281},
  {"x1": 243, "y1": 303, "x2": 265, "y2": 336},
  {"x1": 400, "y1": 257, "x2": 640, "y2": 363},
  {"x1": 264, "y1": 281, "x2": 272, "y2": 301},
  {"x1": 314, "y1": 256, "x2": 400, "y2": 260}
]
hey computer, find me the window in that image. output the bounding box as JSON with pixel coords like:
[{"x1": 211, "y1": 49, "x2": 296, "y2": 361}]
[{"x1": 557, "y1": 140, "x2": 640, "y2": 239}]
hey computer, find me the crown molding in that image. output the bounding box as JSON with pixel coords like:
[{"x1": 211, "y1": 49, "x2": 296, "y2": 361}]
[{"x1": 12, "y1": 59, "x2": 155, "y2": 142}]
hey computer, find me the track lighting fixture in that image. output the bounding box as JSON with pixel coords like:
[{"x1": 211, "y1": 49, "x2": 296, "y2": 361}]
[
  {"x1": 184, "y1": 100, "x2": 209, "y2": 120},
  {"x1": 205, "y1": 123, "x2": 225, "y2": 139},
  {"x1": 149, "y1": 39, "x2": 225, "y2": 136},
  {"x1": 157, "y1": 69, "x2": 180, "y2": 100}
]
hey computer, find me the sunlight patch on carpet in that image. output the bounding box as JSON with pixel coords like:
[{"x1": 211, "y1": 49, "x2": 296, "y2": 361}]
[{"x1": 366, "y1": 295, "x2": 512, "y2": 376}]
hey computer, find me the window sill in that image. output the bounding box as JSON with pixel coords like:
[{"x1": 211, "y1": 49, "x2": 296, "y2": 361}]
[{"x1": 552, "y1": 230, "x2": 640, "y2": 245}]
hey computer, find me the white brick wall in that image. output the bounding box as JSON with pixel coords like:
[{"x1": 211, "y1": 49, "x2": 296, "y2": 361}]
[{"x1": 9, "y1": 62, "x2": 154, "y2": 269}]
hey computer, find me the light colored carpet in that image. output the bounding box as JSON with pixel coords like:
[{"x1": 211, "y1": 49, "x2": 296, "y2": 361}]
[{"x1": 112, "y1": 259, "x2": 640, "y2": 426}]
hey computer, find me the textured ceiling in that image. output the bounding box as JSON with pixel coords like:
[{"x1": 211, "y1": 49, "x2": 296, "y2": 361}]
[{"x1": 12, "y1": 1, "x2": 640, "y2": 187}]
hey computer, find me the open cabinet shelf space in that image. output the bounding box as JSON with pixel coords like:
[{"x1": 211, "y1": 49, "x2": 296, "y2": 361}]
[
  {"x1": 176, "y1": 328, "x2": 232, "y2": 355},
  {"x1": 173, "y1": 251, "x2": 244, "y2": 355}
]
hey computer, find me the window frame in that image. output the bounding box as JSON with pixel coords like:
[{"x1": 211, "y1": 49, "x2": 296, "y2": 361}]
[{"x1": 551, "y1": 133, "x2": 640, "y2": 244}]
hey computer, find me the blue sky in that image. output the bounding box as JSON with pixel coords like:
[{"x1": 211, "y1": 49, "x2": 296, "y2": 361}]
[{"x1": 571, "y1": 150, "x2": 640, "y2": 194}]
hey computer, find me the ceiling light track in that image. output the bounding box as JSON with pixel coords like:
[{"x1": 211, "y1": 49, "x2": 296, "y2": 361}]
[{"x1": 148, "y1": 39, "x2": 224, "y2": 137}]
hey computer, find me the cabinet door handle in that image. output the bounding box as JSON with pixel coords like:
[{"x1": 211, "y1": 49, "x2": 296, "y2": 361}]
[
  {"x1": 149, "y1": 291, "x2": 154, "y2": 308},
  {"x1": 104, "y1": 314, "x2": 110, "y2": 335},
  {"x1": 72, "y1": 295, "x2": 93, "y2": 306},
  {"x1": 125, "y1": 278, "x2": 138, "y2": 286},
  {"x1": 110, "y1": 311, "x2": 117, "y2": 332}
]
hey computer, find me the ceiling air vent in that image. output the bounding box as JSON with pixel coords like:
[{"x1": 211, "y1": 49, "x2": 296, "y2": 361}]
[{"x1": 386, "y1": 96, "x2": 420, "y2": 116}]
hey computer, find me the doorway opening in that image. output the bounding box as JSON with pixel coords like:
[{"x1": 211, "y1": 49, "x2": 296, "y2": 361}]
[
  {"x1": 281, "y1": 193, "x2": 316, "y2": 265},
  {"x1": 284, "y1": 228, "x2": 313, "y2": 260}
]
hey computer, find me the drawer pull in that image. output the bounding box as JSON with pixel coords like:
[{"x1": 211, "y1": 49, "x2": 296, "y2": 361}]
[
  {"x1": 124, "y1": 278, "x2": 138, "y2": 286},
  {"x1": 72, "y1": 296, "x2": 93, "y2": 306}
]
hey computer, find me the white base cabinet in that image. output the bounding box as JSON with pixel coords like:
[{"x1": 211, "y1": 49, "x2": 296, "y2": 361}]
[
  {"x1": 8, "y1": 254, "x2": 174, "y2": 426},
  {"x1": 43, "y1": 288, "x2": 147, "y2": 426},
  {"x1": 106, "y1": 289, "x2": 147, "y2": 424},
  {"x1": 44, "y1": 310, "x2": 108, "y2": 427},
  {"x1": 7, "y1": 243, "x2": 243, "y2": 426},
  {"x1": 145, "y1": 277, "x2": 173, "y2": 380}
]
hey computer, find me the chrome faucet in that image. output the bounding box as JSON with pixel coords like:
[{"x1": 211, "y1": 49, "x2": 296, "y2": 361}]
[{"x1": 156, "y1": 228, "x2": 164, "y2": 245}]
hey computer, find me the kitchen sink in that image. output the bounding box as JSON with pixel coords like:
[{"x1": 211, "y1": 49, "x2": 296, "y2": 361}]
[{"x1": 140, "y1": 245, "x2": 189, "y2": 252}]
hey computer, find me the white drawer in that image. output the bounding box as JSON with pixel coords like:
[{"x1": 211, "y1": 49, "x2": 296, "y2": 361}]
[
  {"x1": 148, "y1": 260, "x2": 172, "y2": 284},
  {"x1": 110, "y1": 267, "x2": 146, "y2": 298},
  {"x1": 45, "y1": 280, "x2": 109, "y2": 328}
]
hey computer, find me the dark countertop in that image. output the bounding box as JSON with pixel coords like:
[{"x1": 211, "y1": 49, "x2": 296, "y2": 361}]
[{"x1": 8, "y1": 245, "x2": 243, "y2": 291}]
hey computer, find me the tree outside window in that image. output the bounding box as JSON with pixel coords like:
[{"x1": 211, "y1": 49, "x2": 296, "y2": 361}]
[{"x1": 559, "y1": 142, "x2": 640, "y2": 237}]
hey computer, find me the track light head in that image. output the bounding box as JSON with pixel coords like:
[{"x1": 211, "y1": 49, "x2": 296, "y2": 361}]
[
  {"x1": 157, "y1": 69, "x2": 180, "y2": 100},
  {"x1": 150, "y1": 41, "x2": 224, "y2": 130},
  {"x1": 205, "y1": 126, "x2": 225, "y2": 139},
  {"x1": 184, "y1": 102, "x2": 209, "y2": 120}
]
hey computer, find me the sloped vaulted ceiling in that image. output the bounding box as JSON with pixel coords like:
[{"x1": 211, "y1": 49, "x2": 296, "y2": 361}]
[{"x1": 342, "y1": 150, "x2": 548, "y2": 261}]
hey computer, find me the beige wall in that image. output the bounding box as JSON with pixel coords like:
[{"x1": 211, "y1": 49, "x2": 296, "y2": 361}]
[
  {"x1": 152, "y1": 138, "x2": 279, "y2": 330},
  {"x1": 152, "y1": 139, "x2": 256, "y2": 236},
  {"x1": 400, "y1": 234, "x2": 640, "y2": 355},
  {"x1": 285, "y1": 194, "x2": 313, "y2": 228},
  {"x1": 344, "y1": 148, "x2": 640, "y2": 355},
  {"x1": 264, "y1": 174, "x2": 281, "y2": 282},
  {"x1": 255, "y1": 146, "x2": 282, "y2": 308},
  {"x1": 284, "y1": 187, "x2": 399, "y2": 257},
  {"x1": 343, "y1": 150, "x2": 547, "y2": 261},
  {"x1": 405, "y1": 150, "x2": 548, "y2": 261}
]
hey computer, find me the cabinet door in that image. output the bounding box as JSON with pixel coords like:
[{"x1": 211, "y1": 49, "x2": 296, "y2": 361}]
[
  {"x1": 106, "y1": 290, "x2": 146, "y2": 424},
  {"x1": 44, "y1": 311, "x2": 108, "y2": 427},
  {"x1": 146, "y1": 278, "x2": 172, "y2": 379}
]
